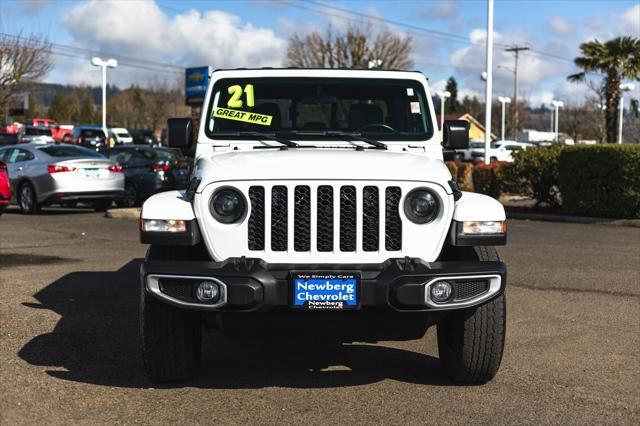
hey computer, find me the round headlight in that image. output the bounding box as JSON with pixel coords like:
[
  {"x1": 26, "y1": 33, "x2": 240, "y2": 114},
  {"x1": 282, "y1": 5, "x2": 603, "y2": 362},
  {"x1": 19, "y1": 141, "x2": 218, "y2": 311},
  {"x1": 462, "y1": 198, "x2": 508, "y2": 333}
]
[
  {"x1": 210, "y1": 188, "x2": 245, "y2": 223},
  {"x1": 404, "y1": 188, "x2": 439, "y2": 223}
]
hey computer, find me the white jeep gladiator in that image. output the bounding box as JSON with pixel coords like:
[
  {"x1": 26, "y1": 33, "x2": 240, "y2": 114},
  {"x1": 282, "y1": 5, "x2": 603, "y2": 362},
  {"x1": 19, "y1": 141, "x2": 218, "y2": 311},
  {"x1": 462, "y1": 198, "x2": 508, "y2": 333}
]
[{"x1": 139, "y1": 68, "x2": 507, "y2": 384}]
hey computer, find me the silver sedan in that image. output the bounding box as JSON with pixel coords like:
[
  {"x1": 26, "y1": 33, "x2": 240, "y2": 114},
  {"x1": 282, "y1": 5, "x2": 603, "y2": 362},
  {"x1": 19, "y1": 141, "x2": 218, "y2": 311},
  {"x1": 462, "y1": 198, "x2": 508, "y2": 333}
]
[{"x1": 0, "y1": 144, "x2": 124, "y2": 213}]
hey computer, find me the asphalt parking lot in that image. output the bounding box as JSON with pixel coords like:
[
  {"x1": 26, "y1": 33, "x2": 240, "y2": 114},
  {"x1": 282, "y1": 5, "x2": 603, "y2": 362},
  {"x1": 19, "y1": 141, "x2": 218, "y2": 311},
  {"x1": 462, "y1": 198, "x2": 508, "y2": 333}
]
[{"x1": 0, "y1": 207, "x2": 638, "y2": 424}]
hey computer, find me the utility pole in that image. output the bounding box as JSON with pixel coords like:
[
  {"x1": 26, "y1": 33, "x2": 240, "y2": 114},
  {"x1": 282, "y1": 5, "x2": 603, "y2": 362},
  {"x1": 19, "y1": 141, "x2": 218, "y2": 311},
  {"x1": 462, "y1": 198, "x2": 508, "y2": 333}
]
[
  {"x1": 483, "y1": 0, "x2": 494, "y2": 165},
  {"x1": 504, "y1": 45, "x2": 529, "y2": 140}
]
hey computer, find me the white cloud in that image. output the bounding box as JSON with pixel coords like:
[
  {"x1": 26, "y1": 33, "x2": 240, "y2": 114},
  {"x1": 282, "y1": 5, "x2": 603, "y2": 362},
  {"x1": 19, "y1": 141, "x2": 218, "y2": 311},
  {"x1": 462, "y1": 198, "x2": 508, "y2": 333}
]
[
  {"x1": 547, "y1": 16, "x2": 574, "y2": 37},
  {"x1": 617, "y1": 4, "x2": 640, "y2": 37},
  {"x1": 59, "y1": 0, "x2": 286, "y2": 86},
  {"x1": 425, "y1": 1, "x2": 460, "y2": 21}
]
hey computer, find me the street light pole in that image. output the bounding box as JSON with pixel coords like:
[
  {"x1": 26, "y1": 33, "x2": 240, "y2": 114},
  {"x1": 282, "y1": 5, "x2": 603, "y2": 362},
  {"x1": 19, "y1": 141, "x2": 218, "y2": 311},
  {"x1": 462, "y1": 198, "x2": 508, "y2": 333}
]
[
  {"x1": 436, "y1": 90, "x2": 451, "y2": 132},
  {"x1": 551, "y1": 100, "x2": 564, "y2": 142},
  {"x1": 504, "y1": 45, "x2": 529, "y2": 139},
  {"x1": 497, "y1": 96, "x2": 511, "y2": 141},
  {"x1": 483, "y1": 0, "x2": 494, "y2": 165},
  {"x1": 91, "y1": 57, "x2": 118, "y2": 137},
  {"x1": 619, "y1": 83, "x2": 635, "y2": 144}
]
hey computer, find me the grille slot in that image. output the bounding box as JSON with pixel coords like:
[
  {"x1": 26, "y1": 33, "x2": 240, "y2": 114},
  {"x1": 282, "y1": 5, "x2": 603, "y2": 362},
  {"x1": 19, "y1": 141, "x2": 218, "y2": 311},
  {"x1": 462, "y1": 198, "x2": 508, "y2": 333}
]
[
  {"x1": 362, "y1": 186, "x2": 379, "y2": 251},
  {"x1": 294, "y1": 186, "x2": 311, "y2": 252},
  {"x1": 271, "y1": 185, "x2": 288, "y2": 251},
  {"x1": 385, "y1": 187, "x2": 402, "y2": 251},
  {"x1": 453, "y1": 280, "x2": 490, "y2": 301},
  {"x1": 317, "y1": 185, "x2": 334, "y2": 252},
  {"x1": 248, "y1": 186, "x2": 265, "y2": 250},
  {"x1": 339, "y1": 186, "x2": 357, "y2": 252}
]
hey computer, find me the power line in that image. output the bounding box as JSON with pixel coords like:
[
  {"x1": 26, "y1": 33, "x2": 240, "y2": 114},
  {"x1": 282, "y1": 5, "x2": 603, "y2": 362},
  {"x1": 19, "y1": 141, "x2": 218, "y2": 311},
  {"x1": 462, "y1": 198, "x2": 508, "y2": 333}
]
[
  {"x1": 294, "y1": 0, "x2": 576, "y2": 67},
  {"x1": 0, "y1": 32, "x2": 184, "y2": 75}
]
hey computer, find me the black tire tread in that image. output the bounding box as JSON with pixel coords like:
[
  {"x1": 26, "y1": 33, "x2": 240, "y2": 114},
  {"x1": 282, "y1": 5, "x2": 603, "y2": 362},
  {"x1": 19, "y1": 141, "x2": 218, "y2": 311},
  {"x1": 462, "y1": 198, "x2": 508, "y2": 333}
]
[
  {"x1": 140, "y1": 245, "x2": 202, "y2": 382},
  {"x1": 437, "y1": 246, "x2": 506, "y2": 384}
]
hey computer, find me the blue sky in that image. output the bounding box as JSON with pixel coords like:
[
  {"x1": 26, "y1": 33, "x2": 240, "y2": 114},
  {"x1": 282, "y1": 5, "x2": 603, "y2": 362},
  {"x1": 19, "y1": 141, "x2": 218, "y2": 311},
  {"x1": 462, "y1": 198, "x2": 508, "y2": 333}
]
[{"x1": 2, "y1": 0, "x2": 639, "y2": 107}]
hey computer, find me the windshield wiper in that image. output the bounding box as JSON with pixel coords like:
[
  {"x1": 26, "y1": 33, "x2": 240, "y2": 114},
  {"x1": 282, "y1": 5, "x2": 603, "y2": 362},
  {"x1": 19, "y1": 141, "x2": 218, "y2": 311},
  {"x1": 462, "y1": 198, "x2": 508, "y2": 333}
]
[
  {"x1": 277, "y1": 130, "x2": 387, "y2": 150},
  {"x1": 215, "y1": 131, "x2": 299, "y2": 148}
]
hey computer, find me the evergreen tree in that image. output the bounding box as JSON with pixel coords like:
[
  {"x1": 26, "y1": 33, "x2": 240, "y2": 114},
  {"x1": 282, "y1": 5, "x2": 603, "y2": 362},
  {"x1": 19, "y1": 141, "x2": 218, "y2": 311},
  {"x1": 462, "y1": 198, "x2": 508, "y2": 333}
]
[{"x1": 445, "y1": 77, "x2": 460, "y2": 113}]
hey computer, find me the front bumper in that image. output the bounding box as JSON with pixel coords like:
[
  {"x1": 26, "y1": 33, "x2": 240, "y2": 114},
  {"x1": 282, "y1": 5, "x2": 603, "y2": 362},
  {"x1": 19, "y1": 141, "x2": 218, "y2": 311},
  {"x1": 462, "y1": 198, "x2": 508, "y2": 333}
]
[{"x1": 141, "y1": 257, "x2": 506, "y2": 313}]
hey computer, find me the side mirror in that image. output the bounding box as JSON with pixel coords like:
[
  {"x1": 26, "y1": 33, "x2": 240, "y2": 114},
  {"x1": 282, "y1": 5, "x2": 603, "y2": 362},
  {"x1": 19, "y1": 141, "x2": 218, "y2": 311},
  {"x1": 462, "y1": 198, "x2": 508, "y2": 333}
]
[
  {"x1": 167, "y1": 118, "x2": 193, "y2": 148},
  {"x1": 442, "y1": 120, "x2": 469, "y2": 150}
]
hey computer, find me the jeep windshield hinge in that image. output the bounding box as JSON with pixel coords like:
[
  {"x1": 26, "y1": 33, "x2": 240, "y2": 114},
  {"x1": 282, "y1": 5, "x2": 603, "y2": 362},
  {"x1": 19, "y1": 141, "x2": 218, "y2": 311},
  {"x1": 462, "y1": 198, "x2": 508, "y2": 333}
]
[{"x1": 448, "y1": 180, "x2": 463, "y2": 201}]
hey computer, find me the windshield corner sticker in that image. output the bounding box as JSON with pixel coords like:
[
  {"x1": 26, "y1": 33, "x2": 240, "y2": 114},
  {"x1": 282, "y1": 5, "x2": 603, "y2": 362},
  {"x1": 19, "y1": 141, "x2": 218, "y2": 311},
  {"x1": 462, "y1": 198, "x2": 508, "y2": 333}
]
[
  {"x1": 410, "y1": 101, "x2": 421, "y2": 114},
  {"x1": 213, "y1": 107, "x2": 273, "y2": 126}
]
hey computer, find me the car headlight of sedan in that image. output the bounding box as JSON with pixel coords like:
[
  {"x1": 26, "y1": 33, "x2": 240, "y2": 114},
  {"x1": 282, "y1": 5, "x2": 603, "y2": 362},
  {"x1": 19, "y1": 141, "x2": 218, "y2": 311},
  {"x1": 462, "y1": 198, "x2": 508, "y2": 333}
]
[{"x1": 210, "y1": 187, "x2": 246, "y2": 224}]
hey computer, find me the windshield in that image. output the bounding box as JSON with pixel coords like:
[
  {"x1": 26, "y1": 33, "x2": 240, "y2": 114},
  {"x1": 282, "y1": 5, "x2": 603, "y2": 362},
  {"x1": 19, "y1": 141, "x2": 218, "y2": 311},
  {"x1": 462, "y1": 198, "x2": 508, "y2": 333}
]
[
  {"x1": 25, "y1": 127, "x2": 52, "y2": 136},
  {"x1": 205, "y1": 77, "x2": 433, "y2": 141},
  {"x1": 38, "y1": 146, "x2": 104, "y2": 158},
  {"x1": 80, "y1": 129, "x2": 105, "y2": 138}
]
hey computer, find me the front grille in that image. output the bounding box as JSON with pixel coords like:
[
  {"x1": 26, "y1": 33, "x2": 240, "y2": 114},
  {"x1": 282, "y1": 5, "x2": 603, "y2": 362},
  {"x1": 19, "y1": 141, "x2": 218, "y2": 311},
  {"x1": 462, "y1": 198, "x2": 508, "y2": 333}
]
[
  {"x1": 271, "y1": 186, "x2": 288, "y2": 251},
  {"x1": 385, "y1": 187, "x2": 402, "y2": 251},
  {"x1": 453, "y1": 280, "x2": 490, "y2": 301},
  {"x1": 247, "y1": 184, "x2": 403, "y2": 253},
  {"x1": 248, "y1": 186, "x2": 265, "y2": 250},
  {"x1": 294, "y1": 186, "x2": 311, "y2": 252},
  {"x1": 339, "y1": 186, "x2": 357, "y2": 252},
  {"x1": 317, "y1": 186, "x2": 334, "y2": 252}
]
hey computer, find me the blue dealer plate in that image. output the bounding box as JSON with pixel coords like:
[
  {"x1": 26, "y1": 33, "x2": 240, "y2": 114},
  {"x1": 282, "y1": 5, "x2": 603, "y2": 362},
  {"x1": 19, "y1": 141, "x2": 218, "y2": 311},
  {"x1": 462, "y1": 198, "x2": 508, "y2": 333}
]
[{"x1": 292, "y1": 273, "x2": 359, "y2": 310}]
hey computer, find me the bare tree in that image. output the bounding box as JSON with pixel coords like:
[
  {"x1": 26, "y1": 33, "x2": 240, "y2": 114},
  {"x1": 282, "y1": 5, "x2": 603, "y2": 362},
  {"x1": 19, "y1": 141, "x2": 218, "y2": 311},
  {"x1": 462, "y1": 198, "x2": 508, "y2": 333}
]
[
  {"x1": 286, "y1": 25, "x2": 413, "y2": 70},
  {"x1": 0, "y1": 32, "x2": 52, "y2": 123}
]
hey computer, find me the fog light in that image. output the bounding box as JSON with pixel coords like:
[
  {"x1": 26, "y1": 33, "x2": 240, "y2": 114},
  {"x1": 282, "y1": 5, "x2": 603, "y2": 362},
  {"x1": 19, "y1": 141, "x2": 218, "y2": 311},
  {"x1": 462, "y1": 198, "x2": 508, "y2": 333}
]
[
  {"x1": 430, "y1": 281, "x2": 453, "y2": 303},
  {"x1": 196, "y1": 281, "x2": 219, "y2": 302}
]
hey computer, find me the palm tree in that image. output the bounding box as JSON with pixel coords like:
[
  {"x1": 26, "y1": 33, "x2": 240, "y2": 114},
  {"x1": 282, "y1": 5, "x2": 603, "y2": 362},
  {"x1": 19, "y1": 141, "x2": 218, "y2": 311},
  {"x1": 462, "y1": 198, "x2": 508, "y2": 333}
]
[{"x1": 568, "y1": 37, "x2": 640, "y2": 143}]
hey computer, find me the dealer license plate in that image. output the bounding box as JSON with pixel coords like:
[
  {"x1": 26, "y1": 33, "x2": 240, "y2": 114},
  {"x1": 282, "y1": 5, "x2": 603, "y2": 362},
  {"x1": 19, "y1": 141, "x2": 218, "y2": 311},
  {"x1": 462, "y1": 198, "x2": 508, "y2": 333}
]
[{"x1": 292, "y1": 273, "x2": 359, "y2": 310}]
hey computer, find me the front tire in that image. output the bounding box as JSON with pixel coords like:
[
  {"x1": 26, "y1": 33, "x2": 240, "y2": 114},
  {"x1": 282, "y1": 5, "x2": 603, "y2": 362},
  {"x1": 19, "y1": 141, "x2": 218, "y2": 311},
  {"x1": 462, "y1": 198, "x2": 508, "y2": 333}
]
[
  {"x1": 18, "y1": 182, "x2": 40, "y2": 214},
  {"x1": 140, "y1": 245, "x2": 202, "y2": 382},
  {"x1": 437, "y1": 246, "x2": 506, "y2": 383},
  {"x1": 116, "y1": 182, "x2": 138, "y2": 208},
  {"x1": 93, "y1": 199, "x2": 113, "y2": 212}
]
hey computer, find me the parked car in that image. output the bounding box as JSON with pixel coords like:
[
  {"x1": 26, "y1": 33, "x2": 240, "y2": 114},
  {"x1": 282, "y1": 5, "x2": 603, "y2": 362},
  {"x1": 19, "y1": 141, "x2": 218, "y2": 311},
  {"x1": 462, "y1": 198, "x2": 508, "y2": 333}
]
[
  {"x1": 129, "y1": 129, "x2": 158, "y2": 145},
  {"x1": 25, "y1": 118, "x2": 73, "y2": 143},
  {"x1": 0, "y1": 132, "x2": 19, "y2": 146},
  {"x1": 109, "y1": 127, "x2": 133, "y2": 144},
  {"x1": 0, "y1": 161, "x2": 10, "y2": 215},
  {"x1": 0, "y1": 144, "x2": 124, "y2": 213},
  {"x1": 100, "y1": 145, "x2": 190, "y2": 207},
  {"x1": 18, "y1": 125, "x2": 55, "y2": 144},
  {"x1": 71, "y1": 125, "x2": 107, "y2": 150},
  {"x1": 456, "y1": 141, "x2": 486, "y2": 162},
  {"x1": 470, "y1": 140, "x2": 533, "y2": 163}
]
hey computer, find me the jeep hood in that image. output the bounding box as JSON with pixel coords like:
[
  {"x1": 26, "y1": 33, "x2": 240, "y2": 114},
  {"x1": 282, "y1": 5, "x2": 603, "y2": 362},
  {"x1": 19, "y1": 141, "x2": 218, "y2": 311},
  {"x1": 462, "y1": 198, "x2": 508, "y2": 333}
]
[{"x1": 195, "y1": 149, "x2": 452, "y2": 189}]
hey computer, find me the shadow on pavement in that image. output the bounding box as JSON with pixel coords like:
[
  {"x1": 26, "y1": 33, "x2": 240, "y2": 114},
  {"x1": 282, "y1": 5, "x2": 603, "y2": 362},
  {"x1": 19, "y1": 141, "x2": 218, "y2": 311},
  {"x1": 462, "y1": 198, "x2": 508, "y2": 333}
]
[
  {"x1": 19, "y1": 260, "x2": 450, "y2": 389},
  {"x1": 4, "y1": 206, "x2": 97, "y2": 215}
]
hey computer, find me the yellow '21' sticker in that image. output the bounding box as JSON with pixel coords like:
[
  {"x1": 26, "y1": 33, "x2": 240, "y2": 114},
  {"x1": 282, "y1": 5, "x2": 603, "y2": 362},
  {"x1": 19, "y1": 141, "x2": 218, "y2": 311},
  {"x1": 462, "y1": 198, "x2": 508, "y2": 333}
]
[
  {"x1": 227, "y1": 84, "x2": 255, "y2": 108},
  {"x1": 213, "y1": 107, "x2": 272, "y2": 126}
]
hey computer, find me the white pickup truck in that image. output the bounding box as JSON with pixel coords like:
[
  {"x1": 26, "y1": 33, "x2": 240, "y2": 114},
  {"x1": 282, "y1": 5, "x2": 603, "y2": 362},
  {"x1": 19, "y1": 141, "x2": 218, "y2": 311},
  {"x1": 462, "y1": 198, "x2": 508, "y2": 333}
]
[{"x1": 139, "y1": 68, "x2": 507, "y2": 384}]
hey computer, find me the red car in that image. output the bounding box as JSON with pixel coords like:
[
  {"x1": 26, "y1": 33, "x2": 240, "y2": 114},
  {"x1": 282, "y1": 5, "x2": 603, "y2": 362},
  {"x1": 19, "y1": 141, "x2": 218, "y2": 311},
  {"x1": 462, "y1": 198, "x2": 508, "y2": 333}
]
[
  {"x1": 0, "y1": 161, "x2": 10, "y2": 215},
  {"x1": 25, "y1": 118, "x2": 73, "y2": 143}
]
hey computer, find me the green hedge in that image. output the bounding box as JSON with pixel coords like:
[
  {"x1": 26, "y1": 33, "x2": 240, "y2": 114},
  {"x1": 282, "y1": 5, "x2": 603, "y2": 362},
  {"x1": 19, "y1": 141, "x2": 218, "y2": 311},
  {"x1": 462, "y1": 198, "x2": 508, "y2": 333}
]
[
  {"x1": 506, "y1": 144, "x2": 565, "y2": 206},
  {"x1": 472, "y1": 162, "x2": 502, "y2": 198},
  {"x1": 558, "y1": 145, "x2": 640, "y2": 218}
]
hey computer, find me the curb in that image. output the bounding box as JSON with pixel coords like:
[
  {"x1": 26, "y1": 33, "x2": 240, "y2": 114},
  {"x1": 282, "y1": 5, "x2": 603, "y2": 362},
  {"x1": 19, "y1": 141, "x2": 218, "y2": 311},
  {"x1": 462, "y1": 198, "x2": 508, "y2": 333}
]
[
  {"x1": 105, "y1": 208, "x2": 141, "y2": 220},
  {"x1": 506, "y1": 211, "x2": 640, "y2": 227}
]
